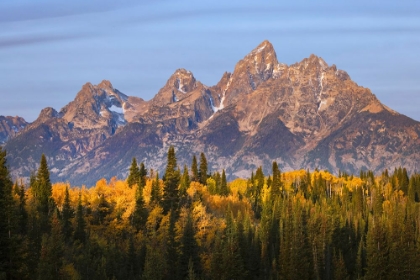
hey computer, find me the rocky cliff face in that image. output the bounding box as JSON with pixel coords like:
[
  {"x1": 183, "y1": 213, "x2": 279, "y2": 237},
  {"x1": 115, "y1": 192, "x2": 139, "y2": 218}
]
[
  {"x1": 0, "y1": 116, "x2": 28, "y2": 144},
  {"x1": 3, "y1": 40, "x2": 420, "y2": 185}
]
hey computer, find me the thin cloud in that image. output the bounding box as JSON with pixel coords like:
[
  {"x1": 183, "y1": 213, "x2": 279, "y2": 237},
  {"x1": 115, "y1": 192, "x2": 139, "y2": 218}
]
[
  {"x1": 0, "y1": 33, "x2": 90, "y2": 49},
  {"x1": 0, "y1": 0, "x2": 153, "y2": 23},
  {"x1": 120, "y1": 4, "x2": 420, "y2": 26}
]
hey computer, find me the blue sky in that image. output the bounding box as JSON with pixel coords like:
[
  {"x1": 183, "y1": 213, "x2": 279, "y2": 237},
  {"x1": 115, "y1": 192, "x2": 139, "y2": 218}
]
[{"x1": 1, "y1": 0, "x2": 419, "y2": 122}]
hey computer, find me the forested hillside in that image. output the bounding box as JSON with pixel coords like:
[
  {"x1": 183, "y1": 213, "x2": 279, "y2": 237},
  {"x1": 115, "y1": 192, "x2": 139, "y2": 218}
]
[{"x1": 1, "y1": 146, "x2": 420, "y2": 279}]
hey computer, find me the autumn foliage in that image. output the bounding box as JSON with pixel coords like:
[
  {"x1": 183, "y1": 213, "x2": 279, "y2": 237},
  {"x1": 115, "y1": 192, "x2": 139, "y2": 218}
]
[{"x1": 1, "y1": 147, "x2": 420, "y2": 279}]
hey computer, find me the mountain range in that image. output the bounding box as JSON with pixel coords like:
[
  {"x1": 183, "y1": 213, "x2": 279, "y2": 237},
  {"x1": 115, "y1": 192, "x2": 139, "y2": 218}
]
[{"x1": 2, "y1": 40, "x2": 420, "y2": 186}]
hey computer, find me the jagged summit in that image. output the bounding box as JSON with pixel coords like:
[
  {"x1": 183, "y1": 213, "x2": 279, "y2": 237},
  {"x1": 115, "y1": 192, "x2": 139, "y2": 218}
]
[
  {"x1": 0, "y1": 116, "x2": 28, "y2": 144},
  {"x1": 98, "y1": 80, "x2": 113, "y2": 89},
  {"x1": 151, "y1": 68, "x2": 201, "y2": 106},
  {"x1": 168, "y1": 68, "x2": 196, "y2": 94},
  {"x1": 60, "y1": 81, "x2": 128, "y2": 129},
  {"x1": 4, "y1": 40, "x2": 420, "y2": 186},
  {"x1": 223, "y1": 40, "x2": 284, "y2": 104},
  {"x1": 246, "y1": 40, "x2": 276, "y2": 59}
]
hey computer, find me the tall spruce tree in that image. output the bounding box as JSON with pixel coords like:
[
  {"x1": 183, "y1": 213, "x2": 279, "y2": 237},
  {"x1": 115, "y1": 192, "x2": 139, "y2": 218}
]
[
  {"x1": 139, "y1": 162, "x2": 147, "y2": 189},
  {"x1": 0, "y1": 147, "x2": 15, "y2": 278},
  {"x1": 16, "y1": 182, "x2": 27, "y2": 235},
  {"x1": 220, "y1": 169, "x2": 229, "y2": 196},
  {"x1": 61, "y1": 186, "x2": 73, "y2": 242},
  {"x1": 74, "y1": 193, "x2": 86, "y2": 244},
  {"x1": 191, "y1": 155, "x2": 199, "y2": 182},
  {"x1": 150, "y1": 172, "x2": 161, "y2": 207},
  {"x1": 179, "y1": 165, "x2": 190, "y2": 207},
  {"x1": 37, "y1": 214, "x2": 65, "y2": 280},
  {"x1": 127, "y1": 157, "x2": 140, "y2": 188},
  {"x1": 131, "y1": 183, "x2": 148, "y2": 231},
  {"x1": 179, "y1": 213, "x2": 200, "y2": 279},
  {"x1": 271, "y1": 161, "x2": 281, "y2": 200},
  {"x1": 198, "y1": 152, "x2": 208, "y2": 185},
  {"x1": 35, "y1": 154, "x2": 54, "y2": 221},
  {"x1": 162, "y1": 146, "x2": 180, "y2": 214}
]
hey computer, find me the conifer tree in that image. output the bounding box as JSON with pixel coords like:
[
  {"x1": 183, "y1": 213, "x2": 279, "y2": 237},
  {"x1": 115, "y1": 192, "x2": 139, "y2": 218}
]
[
  {"x1": 74, "y1": 193, "x2": 86, "y2": 244},
  {"x1": 139, "y1": 162, "x2": 147, "y2": 189},
  {"x1": 198, "y1": 152, "x2": 208, "y2": 185},
  {"x1": 271, "y1": 161, "x2": 281, "y2": 200},
  {"x1": 179, "y1": 213, "x2": 200, "y2": 279},
  {"x1": 0, "y1": 147, "x2": 15, "y2": 278},
  {"x1": 191, "y1": 155, "x2": 199, "y2": 182},
  {"x1": 179, "y1": 165, "x2": 190, "y2": 207},
  {"x1": 165, "y1": 211, "x2": 178, "y2": 279},
  {"x1": 37, "y1": 214, "x2": 65, "y2": 280},
  {"x1": 252, "y1": 167, "x2": 265, "y2": 218},
  {"x1": 61, "y1": 186, "x2": 73, "y2": 242},
  {"x1": 162, "y1": 146, "x2": 180, "y2": 214},
  {"x1": 131, "y1": 183, "x2": 148, "y2": 231},
  {"x1": 213, "y1": 171, "x2": 221, "y2": 194},
  {"x1": 34, "y1": 154, "x2": 54, "y2": 231},
  {"x1": 220, "y1": 169, "x2": 229, "y2": 196},
  {"x1": 16, "y1": 182, "x2": 27, "y2": 235},
  {"x1": 365, "y1": 216, "x2": 389, "y2": 279},
  {"x1": 127, "y1": 157, "x2": 140, "y2": 188},
  {"x1": 150, "y1": 172, "x2": 161, "y2": 207},
  {"x1": 222, "y1": 211, "x2": 246, "y2": 279}
]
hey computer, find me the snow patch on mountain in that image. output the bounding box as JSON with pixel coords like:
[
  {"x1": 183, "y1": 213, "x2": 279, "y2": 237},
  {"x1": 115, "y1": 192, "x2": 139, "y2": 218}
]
[
  {"x1": 177, "y1": 78, "x2": 186, "y2": 93},
  {"x1": 109, "y1": 105, "x2": 123, "y2": 114},
  {"x1": 172, "y1": 91, "x2": 179, "y2": 102}
]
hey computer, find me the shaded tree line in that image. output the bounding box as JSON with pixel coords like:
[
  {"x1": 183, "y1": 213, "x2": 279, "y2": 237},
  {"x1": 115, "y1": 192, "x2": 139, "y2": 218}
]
[{"x1": 1, "y1": 146, "x2": 420, "y2": 279}]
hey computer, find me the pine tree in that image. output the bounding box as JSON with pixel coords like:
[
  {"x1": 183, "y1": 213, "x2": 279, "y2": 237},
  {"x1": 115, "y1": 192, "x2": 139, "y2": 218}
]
[
  {"x1": 0, "y1": 147, "x2": 16, "y2": 278},
  {"x1": 16, "y1": 182, "x2": 27, "y2": 235},
  {"x1": 222, "y1": 211, "x2": 246, "y2": 279},
  {"x1": 252, "y1": 167, "x2": 265, "y2": 218},
  {"x1": 150, "y1": 172, "x2": 161, "y2": 207},
  {"x1": 166, "y1": 211, "x2": 178, "y2": 279},
  {"x1": 179, "y1": 165, "x2": 190, "y2": 207},
  {"x1": 162, "y1": 146, "x2": 180, "y2": 214},
  {"x1": 220, "y1": 169, "x2": 229, "y2": 196},
  {"x1": 198, "y1": 152, "x2": 208, "y2": 185},
  {"x1": 61, "y1": 186, "x2": 73, "y2": 242},
  {"x1": 34, "y1": 154, "x2": 54, "y2": 233},
  {"x1": 271, "y1": 161, "x2": 281, "y2": 200},
  {"x1": 365, "y1": 216, "x2": 389, "y2": 279},
  {"x1": 213, "y1": 171, "x2": 221, "y2": 194},
  {"x1": 179, "y1": 213, "x2": 200, "y2": 279},
  {"x1": 139, "y1": 162, "x2": 147, "y2": 189},
  {"x1": 143, "y1": 241, "x2": 167, "y2": 280},
  {"x1": 127, "y1": 157, "x2": 140, "y2": 188},
  {"x1": 131, "y1": 183, "x2": 148, "y2": 231},
  {"x1": 74, "y1": 193, "x2": 86, "y2": 244},
  {"x1": 37, "y1": 214, "x2": 65, "y2": 280},
  {"x1": 191, "y1": 155, "x2": 199, "y2": 182}
]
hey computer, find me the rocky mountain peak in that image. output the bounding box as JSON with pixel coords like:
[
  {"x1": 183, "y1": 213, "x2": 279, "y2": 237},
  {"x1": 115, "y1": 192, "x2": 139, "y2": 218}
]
[
  {"x1": 4, "y1": 41, "x2": 420, "y2": 186},
  {"x1": 98, "y1": 80, "x2": 113, "y2": 89},
  {"x1": 223, "y1": 40, "x2": 284, "y2": 105},
  {"x1": 31, "y1": 107, "x2": 59, "y2": 127},
  {"x1": 151, "y1": 68, "x2": 201, "y2": 106},
  {"x1": 242, "y1": 40, "x2": 280, "y2": 79},
  {"x1": 246, "y1": 40, "x2": 276, "y2": 59},
  {"x1": 38, "y1": 107, "x2": 59, "y2": 119},
  {"x1": 0, "y1": 116, "x2": 28, "y2": 144},
  {"x1": 60, "y1": 82, "x2": 128, "y2": 129},
  {"x1": 170, "y1": 69, "x2": 196, "y2": 93}
]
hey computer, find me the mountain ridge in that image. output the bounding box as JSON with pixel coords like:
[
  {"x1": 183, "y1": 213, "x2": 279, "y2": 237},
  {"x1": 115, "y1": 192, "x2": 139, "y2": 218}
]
[{"x1": 3, "y1": 40, "x2": 420, "y2": 185}]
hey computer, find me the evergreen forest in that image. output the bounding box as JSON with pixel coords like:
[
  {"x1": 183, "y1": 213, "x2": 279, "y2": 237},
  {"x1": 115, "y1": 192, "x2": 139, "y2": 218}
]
[{"x1": 1, "y1": 146, "x2": 420, "y2": 279}]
